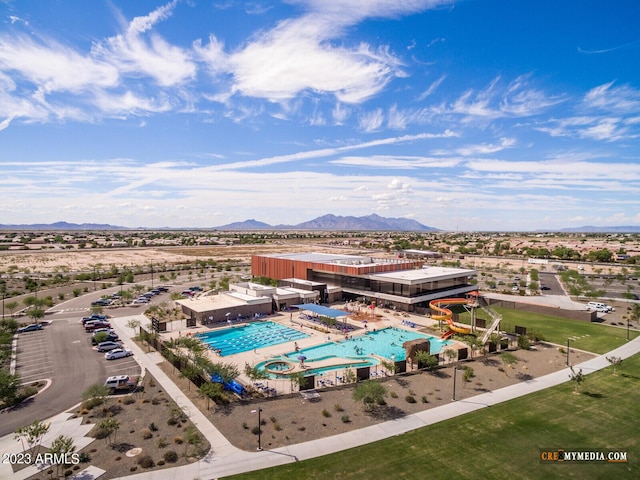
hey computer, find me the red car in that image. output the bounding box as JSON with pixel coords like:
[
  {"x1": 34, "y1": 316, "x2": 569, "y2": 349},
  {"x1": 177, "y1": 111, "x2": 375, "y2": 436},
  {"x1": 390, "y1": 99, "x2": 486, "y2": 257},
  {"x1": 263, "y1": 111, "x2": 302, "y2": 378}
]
[{"x1": 85, "y1": 321, "x2": 111, "y2": 332}]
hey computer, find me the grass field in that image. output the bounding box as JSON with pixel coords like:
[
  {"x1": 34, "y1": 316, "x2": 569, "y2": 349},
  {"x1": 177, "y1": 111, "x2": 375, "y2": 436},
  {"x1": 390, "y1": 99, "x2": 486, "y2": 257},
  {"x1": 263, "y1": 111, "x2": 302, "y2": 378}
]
[
  {"x1": 225, "y1": 352, "x2": 640, "y2": 480},
  {"x1": 454, "y1": 306, "x2": 639, "y2": 354}
]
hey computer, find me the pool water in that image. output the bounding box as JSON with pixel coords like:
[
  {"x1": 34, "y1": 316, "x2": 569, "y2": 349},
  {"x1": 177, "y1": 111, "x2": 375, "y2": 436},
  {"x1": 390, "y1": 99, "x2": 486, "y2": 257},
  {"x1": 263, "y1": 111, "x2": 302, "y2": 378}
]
[
  {"x1": 195, "y1": 321, "x2": 310, "y2": 356},
  {"x1": 288, "y1": 327, "x2": 450, "y2": 363},
  {"x1": 257, "y1": 327, "x2": 452, "y2": 377}
]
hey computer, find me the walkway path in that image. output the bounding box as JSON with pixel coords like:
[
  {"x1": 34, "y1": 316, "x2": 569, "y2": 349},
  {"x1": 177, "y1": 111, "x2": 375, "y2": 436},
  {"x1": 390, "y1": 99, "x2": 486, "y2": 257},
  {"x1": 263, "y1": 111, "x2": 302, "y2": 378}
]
[{"x1": 3, "y1": 314, "x2": 640, "y2": 480}]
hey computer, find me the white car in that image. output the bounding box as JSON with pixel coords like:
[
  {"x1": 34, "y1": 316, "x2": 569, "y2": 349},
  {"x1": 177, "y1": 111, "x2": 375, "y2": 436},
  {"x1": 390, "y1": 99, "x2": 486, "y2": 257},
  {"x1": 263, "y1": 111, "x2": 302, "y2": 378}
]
[{"x1": 105, "y1": 348, "x2": 133, "y2": 360}]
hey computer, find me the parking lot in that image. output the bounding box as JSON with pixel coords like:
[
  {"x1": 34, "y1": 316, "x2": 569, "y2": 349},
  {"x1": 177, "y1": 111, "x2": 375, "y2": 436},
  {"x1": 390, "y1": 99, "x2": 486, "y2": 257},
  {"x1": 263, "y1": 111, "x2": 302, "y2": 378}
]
[{"x1": 14, "y1": 327, "x2": 55, "y2": 384}]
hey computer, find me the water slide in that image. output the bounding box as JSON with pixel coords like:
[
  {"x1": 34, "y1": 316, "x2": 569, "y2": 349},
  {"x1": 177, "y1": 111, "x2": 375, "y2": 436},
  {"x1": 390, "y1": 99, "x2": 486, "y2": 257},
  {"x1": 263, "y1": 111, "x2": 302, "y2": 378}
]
[{"x1": 429, "y1": 295, "x2": 475, "y2": 339}]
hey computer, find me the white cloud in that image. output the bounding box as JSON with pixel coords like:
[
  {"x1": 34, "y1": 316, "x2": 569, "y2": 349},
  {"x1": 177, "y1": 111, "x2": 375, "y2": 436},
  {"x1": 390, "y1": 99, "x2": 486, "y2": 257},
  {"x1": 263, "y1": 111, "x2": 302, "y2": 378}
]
[{"x1": 358, "y1": 108, "x2": 384, "y2": 132}]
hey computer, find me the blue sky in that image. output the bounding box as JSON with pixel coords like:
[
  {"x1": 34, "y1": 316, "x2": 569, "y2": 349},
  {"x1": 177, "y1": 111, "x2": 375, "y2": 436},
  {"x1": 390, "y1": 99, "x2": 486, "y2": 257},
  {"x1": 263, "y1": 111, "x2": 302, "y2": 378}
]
[{"x1": 1, "y1": 0, "x2": 638, "y2": 230}]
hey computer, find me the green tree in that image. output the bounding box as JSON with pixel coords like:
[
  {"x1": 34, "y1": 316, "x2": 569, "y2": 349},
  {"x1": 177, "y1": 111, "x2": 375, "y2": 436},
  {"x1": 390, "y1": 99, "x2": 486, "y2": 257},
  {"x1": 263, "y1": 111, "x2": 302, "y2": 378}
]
[
  {"x1": 4, "y1": 301, "x2": 18, "y2": 317},
  {"x1": 569, "y1": 366, "x2": 585, "y2": 394},
  {"x1": 352, "y1": 380, "x2": 387, "y2": 412},
  {"x1": 0, "y1": 369, "x2": 21, "y2": 406},
  {"x1": 606, "y1": 356, "x2": 622, "y2": 375},
  {"x1": 14, "y1": 419, "x2": 50, "y2": 455},
  {"x1": 198, "y1": 382, "x2": 223, "y2": 410},
  {"x1": 49, "y1": 435, "x2": 76, "y2": 477},
  {"x1": 462, "y1": 366, "x2": 475, "y2": 388},
  {"x1": 96, "y1": 418, "x2": 120, "y2": 445},
  {"x1": 82, "y1": 383, "x2": 110, "y2": 407},
  {"x1": 288, "y1": 371, "x2": 308, "y2": 393},
  {"x1": 414, "y1": 351, "x2": 439, "y2": 371}
]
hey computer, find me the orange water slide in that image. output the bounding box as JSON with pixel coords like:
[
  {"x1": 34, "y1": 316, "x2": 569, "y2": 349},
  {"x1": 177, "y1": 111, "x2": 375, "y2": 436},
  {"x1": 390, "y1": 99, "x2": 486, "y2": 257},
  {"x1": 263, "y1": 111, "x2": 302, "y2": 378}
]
[{"x1": 429, "y1": 295, "x2": 475, "y2": 338}]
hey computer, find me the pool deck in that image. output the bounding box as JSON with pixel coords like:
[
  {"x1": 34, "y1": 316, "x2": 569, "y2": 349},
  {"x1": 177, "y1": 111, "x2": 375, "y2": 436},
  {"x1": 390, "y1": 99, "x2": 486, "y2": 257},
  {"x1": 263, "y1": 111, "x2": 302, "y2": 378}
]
[{"x1": 160, "y1": 306, "x2": 461, "y2": 395}]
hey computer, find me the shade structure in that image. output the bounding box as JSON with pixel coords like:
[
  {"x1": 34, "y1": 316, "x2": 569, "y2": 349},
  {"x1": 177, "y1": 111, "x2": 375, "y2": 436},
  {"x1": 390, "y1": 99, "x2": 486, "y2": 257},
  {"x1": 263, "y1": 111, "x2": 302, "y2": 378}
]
[{"x1": 293, "y1": 304, "x2": 349, "y2": 319}]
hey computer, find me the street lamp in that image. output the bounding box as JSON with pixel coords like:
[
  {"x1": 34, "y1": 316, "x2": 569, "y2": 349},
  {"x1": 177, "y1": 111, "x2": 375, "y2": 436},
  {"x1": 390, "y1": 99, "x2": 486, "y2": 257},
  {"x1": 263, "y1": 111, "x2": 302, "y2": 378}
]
[
  {"x1": 252, "y1": 407, "x2": 263, "y2": 451},
  {"x1": 627, "y1": 318, "x2": 631, "y2": 342},
  {"x1": 566, "y1": 338, "x2": 572, "y2": 366},
  {"x1": 452, "y1": 366, "x2": 460, "y2": 401}
]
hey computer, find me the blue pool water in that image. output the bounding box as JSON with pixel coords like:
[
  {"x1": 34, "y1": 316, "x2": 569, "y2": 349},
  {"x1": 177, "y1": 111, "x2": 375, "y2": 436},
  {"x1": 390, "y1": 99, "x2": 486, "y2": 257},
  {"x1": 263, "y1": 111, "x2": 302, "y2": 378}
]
[
  {"x1": 256, "y1": 327, "x2": 452, "y2": 377},
  {"x1": 196, "y1": 321, "x2": 310, "y2": 356},
  {"x1": 288, "y1": 327, "x2": 450, "y2": 363}
]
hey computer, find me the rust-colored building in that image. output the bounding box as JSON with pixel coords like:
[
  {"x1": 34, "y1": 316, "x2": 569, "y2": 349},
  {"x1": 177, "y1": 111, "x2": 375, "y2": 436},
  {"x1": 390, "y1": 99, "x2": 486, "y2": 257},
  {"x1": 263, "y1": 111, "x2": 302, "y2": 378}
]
[{"x1": 252, "y1": 253, "x2": 477, "y2": 312}]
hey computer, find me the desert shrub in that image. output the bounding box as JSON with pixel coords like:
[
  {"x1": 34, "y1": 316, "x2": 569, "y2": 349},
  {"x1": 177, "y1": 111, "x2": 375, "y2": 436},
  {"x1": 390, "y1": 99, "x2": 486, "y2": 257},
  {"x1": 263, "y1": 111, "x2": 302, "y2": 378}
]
[
  {"x1": 167, "y1": 417, "x2": 177, "y2": 426},
  {"x1": 157, "y1": 438, "x2": 168, "y2": 448},
  {"x1": 341, "y1": 415, "x2": 350, "y2": 423},
  {"x1": 333, "y1": 403, "x2": 344, "y2": 412},
  {"x1": 274, "y1": 423, "x2": 282, "y2": 431},
  {"x1": 64, "y1": 469, "x2": 72, "y2": 477},
  {"x1": 242, "y1": 422, "x2": 248, "y2": 430},
  {"x1": 137, "y1": 455, "x2": 154, "y2": 468},
  {"x1": 82, "y1": 398, "x2": 103, "y2": 410},
  {"x1": 122, "y1": 397, "x2": 135, "y2": 405},
  {"x1": 389, "y1": 391, "x2": 398, "y2": 399},
  {"x1": 405, "y1": 395, "x2": 416, "y2": 403},
  {"x1": 149, "y1": 422, "x2": 158, "y2": 432},
  {"x1": 250, "y1": 426, "x2": 260, "y2": 435},
  {"x1": 151, "y1": 397, "x2": 161, "y2": 405},
  {"x1": 157, "y1": 460, "x2": 165, "y2": 466},
  {"x1": 164, "y1": 450, "x2": 178, "y2": 463},
  {"x1": 78, "y1": 452, "x2": 90, "y2": 463},
  {"x1": 141, "y1": 428, "x2": 153, "y2": 440},
  {"x1": 270, "y1": 416, "x2": 277, "y2": 423},
  {"x1": 421, "y1": 395, "x2": 428, "y2": 403},
  {"x1": 376, "y1": 397, "x2": 387, "y2": 406},
  {"x1": 173, "y1": 436, "x2": 183, "y2": 444},
  {"x1": 321, "y1": 409, "x2": 331, "y2": 418}
]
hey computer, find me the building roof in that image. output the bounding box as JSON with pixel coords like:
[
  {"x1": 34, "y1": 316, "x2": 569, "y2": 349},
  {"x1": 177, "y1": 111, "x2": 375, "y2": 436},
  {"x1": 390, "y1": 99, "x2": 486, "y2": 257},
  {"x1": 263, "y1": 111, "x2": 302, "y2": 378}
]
[{"x1": 369, "y1": 266, "x2": 476, "y2": 284}]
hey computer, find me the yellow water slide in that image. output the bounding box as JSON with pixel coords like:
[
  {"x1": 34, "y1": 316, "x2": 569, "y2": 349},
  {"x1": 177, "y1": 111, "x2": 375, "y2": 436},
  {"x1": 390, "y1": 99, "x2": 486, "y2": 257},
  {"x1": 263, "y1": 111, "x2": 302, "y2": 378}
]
[{"x1": 429, "y1": 294, "x2": 476, "y2": 339}]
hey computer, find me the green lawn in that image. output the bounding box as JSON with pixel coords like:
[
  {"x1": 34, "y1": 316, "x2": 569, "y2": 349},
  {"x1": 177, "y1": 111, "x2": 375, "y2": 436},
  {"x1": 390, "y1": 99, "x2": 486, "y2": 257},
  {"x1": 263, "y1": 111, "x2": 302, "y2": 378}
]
[
  {"x1": 454, "y1": 306, "x2": 638, "y2": 354},
  {"x1": 225, "y1": 353, "x2": 640, "y2": 480}
]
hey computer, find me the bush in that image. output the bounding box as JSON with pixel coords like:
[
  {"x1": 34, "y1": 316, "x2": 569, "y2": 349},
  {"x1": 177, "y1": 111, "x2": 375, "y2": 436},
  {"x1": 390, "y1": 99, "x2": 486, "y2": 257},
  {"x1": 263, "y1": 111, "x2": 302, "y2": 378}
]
[
  {"x1": 174, "y1": 436, "x2": 183, "y2": 444},
  {"x1": 157, "y1": 437, "x2": 168, "y2": 448},
  {"x1": 167, "y1": 417, "x2": 177, "y2": 426},
  {"x1": 164, "y1": 450, "x2": 178, "y2": 463},
  {"x1": 421, "y1": 395, "x2": 429, "y2": 403},
  {"x1": 149, "y1": 422, "x2": 158, "y2": 432},
  {"x1": 122, "y1": 397, "x2": 135, "y2": 405},
  {"x1": 405, "y1": 395, "x2": 417, "y2": 403},
  {"x1": 341, "y1": 415, "x2": 350, "y2": 423},
  {"x1": 137, "y1": 455, "x2": 154, "y2": 469},
  {"x1": 78, "y1": 452, "x2": 90, "y2": 463},
  {"x1": 333, "y1": 403, "x2": 344, "y2": 412},
  {"x1": 141, "y1": 428, "x2": 153, "y2": 440},
  {"x1": 389, "y1": 391, "x2": 398, "y2": 399},
  {"x1": 321, "y1": 409, "x2": 331, "y2": 418}
]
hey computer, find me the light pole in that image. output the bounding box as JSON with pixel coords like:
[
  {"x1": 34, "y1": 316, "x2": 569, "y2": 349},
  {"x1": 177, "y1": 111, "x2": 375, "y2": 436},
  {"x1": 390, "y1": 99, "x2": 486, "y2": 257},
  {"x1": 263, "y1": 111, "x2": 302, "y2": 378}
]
[
  {"x1": 452, "y1": 366, "x2": 459, "y2": 401},
  {"x1": 252, "y1": 407, "x2": 263, "y2": 451},
  {"x1": 627, "y1": 319, "x2": 630, "y2": 342},
  {"x1": 566, "y1": 338, "x2": 572, "y2": 366}
]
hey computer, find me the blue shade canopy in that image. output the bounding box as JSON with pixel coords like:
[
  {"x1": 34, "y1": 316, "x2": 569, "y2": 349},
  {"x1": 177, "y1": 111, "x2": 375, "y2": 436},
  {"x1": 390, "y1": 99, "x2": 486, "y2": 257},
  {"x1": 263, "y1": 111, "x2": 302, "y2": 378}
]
[{"x1": 293, "y1": 304, "x2": 350, "y2": 319}]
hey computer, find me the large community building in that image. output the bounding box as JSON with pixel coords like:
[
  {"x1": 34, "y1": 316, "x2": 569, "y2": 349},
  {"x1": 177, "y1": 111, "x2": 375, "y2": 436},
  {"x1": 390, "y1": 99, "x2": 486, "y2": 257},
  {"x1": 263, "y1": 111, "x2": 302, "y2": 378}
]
[{"x1": 177, "y1": 252, "x2": 477, "y2": 325}]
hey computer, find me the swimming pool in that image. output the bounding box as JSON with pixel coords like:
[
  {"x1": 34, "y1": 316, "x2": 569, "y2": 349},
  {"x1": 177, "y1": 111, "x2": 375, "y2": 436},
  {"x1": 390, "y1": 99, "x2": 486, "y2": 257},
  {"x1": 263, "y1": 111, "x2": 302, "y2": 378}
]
[
  {"x1": 195, "y1": 321, "x2": 310, "y2": 356},
  {"x1": 256, "y1": 327, "x2": 452, "y2": 377}
]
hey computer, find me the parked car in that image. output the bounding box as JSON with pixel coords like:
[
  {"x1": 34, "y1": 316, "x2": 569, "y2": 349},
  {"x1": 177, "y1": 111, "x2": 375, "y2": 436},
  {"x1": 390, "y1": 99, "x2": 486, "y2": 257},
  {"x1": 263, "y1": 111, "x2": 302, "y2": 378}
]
[
  {"x1": 156, "y1": 287, "x2": 169, "y2": 292},
  {"x1": 104, "y1": 375, "x2": 139, "y2": 392},
  {"x1": 540, "y1": 285, "x2": 550, "y2": 290},
  {"x1": 82, "y1": 314, "x2": 108, "y2": 325},
  {"x1": 97, "y1": 341, "x2": 122, "y2": 352},
  {"x1": 105, "y1": 348, "x2": 133, "y2": 360},
  {"x1": 91, "y1": 332, "x2": 119, "y2": 345},
  {"x1": 85, "y1": 321, "x2": 111, "y2": 332},
  {"x1": 17, "y1": 323, "x2": 43, "y2": 333},
  {"x1": 132, "y1": 297, "x2": 149, "y2": 304},
  {"x1": 189, "y1": 286, "x2": 203, "y2": 292},
  {"x1": 91, "y1": 298, "x2": 112, "y2": 307}
]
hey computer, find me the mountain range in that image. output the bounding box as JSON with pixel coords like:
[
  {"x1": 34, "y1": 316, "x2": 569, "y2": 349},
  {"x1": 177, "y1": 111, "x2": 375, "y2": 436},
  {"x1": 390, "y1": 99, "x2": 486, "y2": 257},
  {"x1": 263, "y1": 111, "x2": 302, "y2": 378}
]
[
  {"x1": 1, "y1": 217, "x2": 640, "y2": 232},
  {"x1": 0, "y1": 215, "x2": 437, "y2": 231}
]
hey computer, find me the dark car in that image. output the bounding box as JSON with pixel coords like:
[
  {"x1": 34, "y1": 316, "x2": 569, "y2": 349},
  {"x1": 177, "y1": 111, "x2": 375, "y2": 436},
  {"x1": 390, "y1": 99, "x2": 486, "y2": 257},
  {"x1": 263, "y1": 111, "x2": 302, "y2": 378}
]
[
  {"x1": 91, "y1": 298, "x2": 112, "y2": 307},
  {"x1": 82, "y1": 314, "x2": 108, "y2": 325},
  {"x1": 17, "y1": 324, "x2": 43, "y2": 333},
  {"x1": 91, "y1": 332, "x2": 119, "y2": 345}
]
